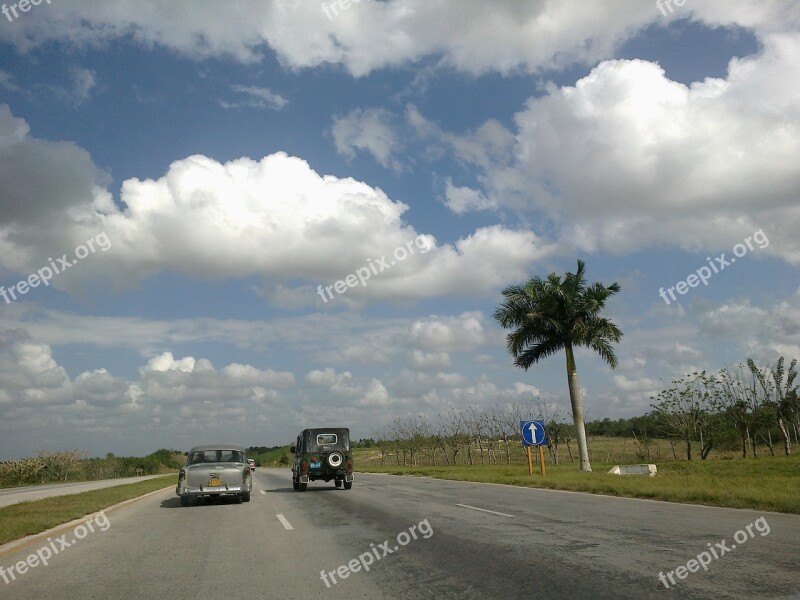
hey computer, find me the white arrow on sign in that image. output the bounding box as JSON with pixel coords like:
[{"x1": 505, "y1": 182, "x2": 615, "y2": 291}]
[{"x1": 526, "y1": 421, "x2": 540, "y2": 444}]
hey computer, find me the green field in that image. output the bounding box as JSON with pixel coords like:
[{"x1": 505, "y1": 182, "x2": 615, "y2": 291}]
[
  {"x1": 0, "y1": 475, "x2": 175, "y2": 546},
  {"x1": 353, "y1": 437, "x2": 800, "y2": 514}
]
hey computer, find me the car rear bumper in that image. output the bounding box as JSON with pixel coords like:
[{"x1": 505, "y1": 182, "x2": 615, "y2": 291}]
[{"x1": 177, "y1": 485, "x2": 247, "y2": 497}]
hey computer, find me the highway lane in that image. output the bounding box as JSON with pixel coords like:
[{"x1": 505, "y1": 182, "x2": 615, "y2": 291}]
[
  {"x1": 0, "y1": 476, "x2": 165, "y2": 509},
  {"x1": 1, "y1": 468, "x2": 798, "y2": 599}
]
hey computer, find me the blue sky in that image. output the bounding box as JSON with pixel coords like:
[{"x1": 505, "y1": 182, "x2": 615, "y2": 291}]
[{"x1": 0, "y1": 1, "x2": 798, "y2": 459}]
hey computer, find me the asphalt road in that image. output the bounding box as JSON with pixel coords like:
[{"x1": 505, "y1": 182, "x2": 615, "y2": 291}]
[
  {"x1": 0, "y1": 476, "x2": 165, "y2": 509},
  {"x1": 1, "y1": 468, "x2": 798, "y2": 599}
]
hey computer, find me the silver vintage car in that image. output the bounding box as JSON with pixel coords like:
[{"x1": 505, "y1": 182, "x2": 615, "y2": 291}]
[{"x1": 176, "y1": 445, "x2": 253, "y2": 506}]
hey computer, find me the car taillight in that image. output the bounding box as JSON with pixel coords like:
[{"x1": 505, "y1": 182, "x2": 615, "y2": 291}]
[
  {"x1": 347, "y1": 459, "x2": 353, "y2": 474},
  {"x1": 300, "y1": 460, "x2": 308, "y2": 475}
]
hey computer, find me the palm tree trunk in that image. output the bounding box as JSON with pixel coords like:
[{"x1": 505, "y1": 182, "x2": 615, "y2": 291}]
[{"x1": 565, "y1": 344, "x2": 592, "y2": 472}]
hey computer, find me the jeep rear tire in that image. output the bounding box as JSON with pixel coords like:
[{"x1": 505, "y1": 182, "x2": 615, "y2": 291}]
[
  {"x1": 299, "y1": 481, "x2": 307, "y2": 491},
  {"x1": 343, "y1": 481, "x2": 352, "y2": 490}
]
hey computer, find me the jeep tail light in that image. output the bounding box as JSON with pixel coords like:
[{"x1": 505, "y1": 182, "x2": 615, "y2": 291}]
[
  {"x1": 300, "y1": 460, "x2": 308, "y2": 475},
  {"x1": 347, "y1": 458, "x2": 353, "y2": 474}
]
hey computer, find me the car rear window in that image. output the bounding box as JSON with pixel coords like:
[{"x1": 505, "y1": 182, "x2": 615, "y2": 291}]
[
  {"x1": 316, "y1": 434, "x2": 337, "y2": 445},
  {"x1": 189, "y1": 450, "x2": 244, "y2": 464},
  {"x1": 221, "y1": 450, "x2": 244, "y2": 463}
]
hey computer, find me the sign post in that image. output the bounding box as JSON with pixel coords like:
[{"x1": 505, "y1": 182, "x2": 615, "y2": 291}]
[
  {"x1": 520, "y1": 420, "x2": 547, "y2": 476},
  {"x1": 538, "y1": 445, "x2": 546, "y2": 476}
]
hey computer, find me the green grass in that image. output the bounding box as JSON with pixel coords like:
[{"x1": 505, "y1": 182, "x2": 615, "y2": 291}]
[
  {"x1": 357, "y1": 455, "x2": 800, "y2": 514},
  {"x1": 0, "y1": 475, "x2": 175, "y2": 546}
]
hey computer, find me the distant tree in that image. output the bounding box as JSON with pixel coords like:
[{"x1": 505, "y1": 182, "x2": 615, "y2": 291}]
[
  {"x1": 786, "y1": 388, "x2": 800, "y2": 444},
  {"x1": 715, "y1": 366, "x2": 758, "y2": 457},
  {"x1": 651, "y1": 371, "x2": 717, "y2": 460},
  {"x1": 748, "y1": 356, "x2": 797, "y2": 456}
]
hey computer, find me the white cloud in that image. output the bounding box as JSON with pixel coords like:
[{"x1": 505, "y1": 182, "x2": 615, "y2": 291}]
[
  {"x1": 305, "y1": 367, "x2": 390, "y2": 407},
  {"x1": 409, "y1": 350, "x2": 451, "y2": 370},
  {"x1": 443, "y1": 179, "x2": 497, "y2": 214},
  {"x1": 220, "y1": 85, "x2": 288, "y2": 110},
  {"x1": 407, "y1": 312, "x2": 485, "y2": 352},
  {"x1": 40, "y1": 67, "x2": 98, "y2": 106},
  {"x1": 0, "y1": 70, "x2": 24, "y2": 93},
  {"x1": 1, "y1": 1, "x2": 798, "y2": 80},
  {"x1": 0, "y1": 106, "x2": 555, "y2": 303},
  {"x1": 0, "y1": 1, "x2": 655, "y2": 76},
  {"x1": 0, "y1": 330, "x2": 69, "y2": 405},
  {"x1": 68, "y1": 67, "x2": 97, "y2": 105},
  {"x1": 419, "y1": 35, "x2": 800, "y2": 262},
  {"x1": 141, "y1": 352, "x2": 211, "y2": 374},
  {"x1": 0, "y1": 330, "x2": 301, "y2": 456},
  {"x1": 332, "y1": 108, "x2": 401, "y2": 170}
]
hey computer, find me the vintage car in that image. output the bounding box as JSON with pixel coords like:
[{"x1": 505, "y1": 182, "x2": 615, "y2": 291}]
[
  {"x1": 176, "y1": 445, "x2": 253, "y2": 506},
  {"x1": 290, "y1": 428, "x2": 354, "y2": 491}
]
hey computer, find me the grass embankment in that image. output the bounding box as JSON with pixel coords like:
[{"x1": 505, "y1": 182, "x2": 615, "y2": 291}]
[
  {"x1": 0, "y1": 475, "x2": 175, "y2": 546},
  {"x1": 357, "y1": 455, "x2": 800, "y2": 514}
]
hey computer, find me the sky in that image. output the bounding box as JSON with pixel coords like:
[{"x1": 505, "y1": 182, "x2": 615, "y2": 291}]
[{"x1": 0, "y1": 0, "x2": 798, "y2": 459}]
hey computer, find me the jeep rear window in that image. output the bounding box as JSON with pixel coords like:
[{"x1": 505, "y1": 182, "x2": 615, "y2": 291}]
[{"x1": 317, "y1": 434, "x2": 337, "y2": 445}]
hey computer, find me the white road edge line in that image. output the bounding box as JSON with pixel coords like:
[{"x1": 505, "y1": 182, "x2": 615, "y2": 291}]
[
  {"x1": 456, "y1": 503, "x2": 514, "y2": 518},
  {"x1": 276, "y1": 514, "x2": 294, "y2": 530}
]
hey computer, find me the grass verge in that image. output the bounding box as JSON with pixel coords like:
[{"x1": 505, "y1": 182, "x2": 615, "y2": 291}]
[
  {"x1": 0, "y1": 475, "x2": 175, "y2": 545},
  {"x1": 357, "y1": 455, "x2": 800, "y2": 514}
]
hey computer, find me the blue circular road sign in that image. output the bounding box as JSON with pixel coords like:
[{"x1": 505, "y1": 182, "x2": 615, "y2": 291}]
[{"x1": 520, "y1": 420, "x2": 546, "y2": 446}]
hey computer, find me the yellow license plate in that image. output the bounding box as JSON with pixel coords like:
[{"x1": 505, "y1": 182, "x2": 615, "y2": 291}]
[{"x1": 208, "y1": 478, "x2": 221, "y2": 487}]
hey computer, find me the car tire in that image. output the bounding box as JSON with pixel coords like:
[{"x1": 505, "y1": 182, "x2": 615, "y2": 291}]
[
  {"x1": 243, "y1": 492, "x2": 251, "y2": 502},
  {"x1": 292, "y1": 477, "x2": 299, "y2": 490},
  {"x1": 343, "y1": 481, "x2": 352, "y2": 490},
  {"x1": 327, "y1": 452, "x2": 344, "y2": 468},
  {"x1": 335, "y1": 479, "x2": 343, "y2": 488},
  {"x1": 180, "y1": 496, "x2": 190, "y2": 507},
  {"x1": 299, "y1": 482, "x2": 307, "y2": 492}
]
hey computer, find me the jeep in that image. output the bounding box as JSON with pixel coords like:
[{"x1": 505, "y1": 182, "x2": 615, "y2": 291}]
[{"x1": 290, "y1": 427, "x2": 354, "y2": 491}]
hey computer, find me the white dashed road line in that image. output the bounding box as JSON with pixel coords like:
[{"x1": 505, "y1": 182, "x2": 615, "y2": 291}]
[
  {"x1": 276, "y1": 514, "x2": 294, "y2": 530},
  {"x1": 455, "y1": 503, "x2": 514, "y2": 518}
]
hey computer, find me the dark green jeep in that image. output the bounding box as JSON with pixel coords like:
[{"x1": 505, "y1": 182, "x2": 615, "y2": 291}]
[{"x1": 290, "y1": 428, "x2": 354, "y2": 491}]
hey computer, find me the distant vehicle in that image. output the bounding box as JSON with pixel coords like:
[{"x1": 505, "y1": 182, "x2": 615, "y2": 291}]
[
  {"x1": 247, "y1": 458, "x2": 256, "y2": 471},
  {"x1": 176, "y1": 445, "x2": 253, "y2": 506},
  {"x1": 290, "y1": 428, "x2": 354, "y2": 491}
]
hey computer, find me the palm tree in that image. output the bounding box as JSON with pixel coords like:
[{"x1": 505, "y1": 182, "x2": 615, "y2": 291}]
[{"x1": 493, "y1": 259, "x2": 622, "y2": 472}]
